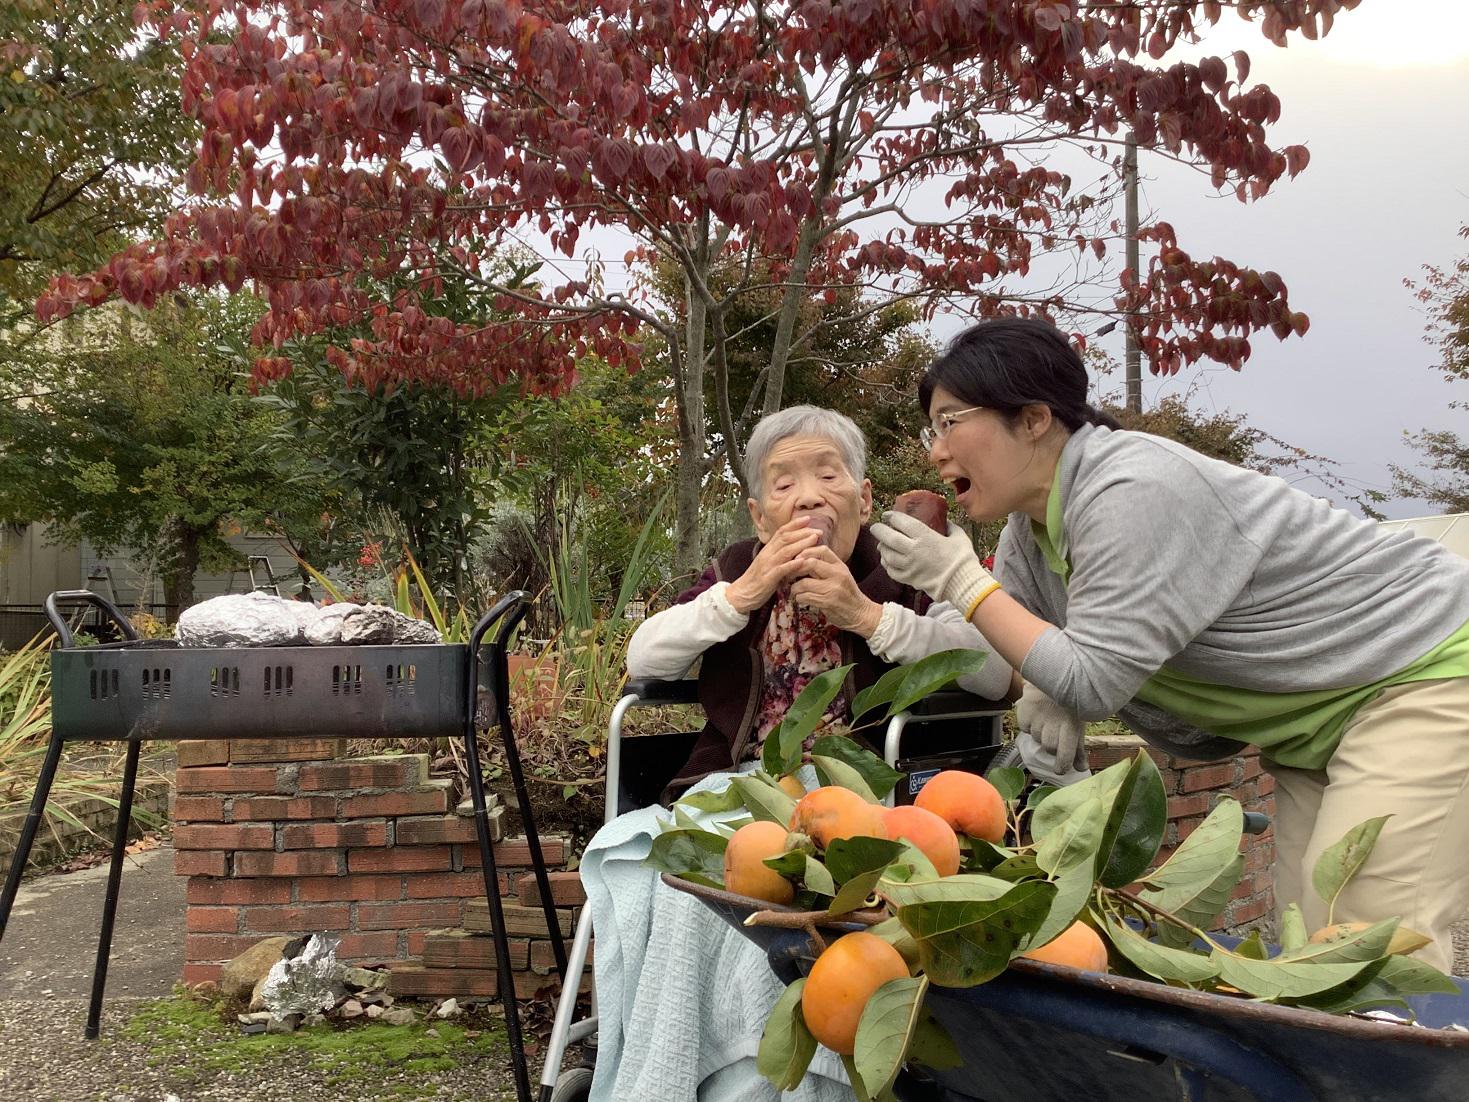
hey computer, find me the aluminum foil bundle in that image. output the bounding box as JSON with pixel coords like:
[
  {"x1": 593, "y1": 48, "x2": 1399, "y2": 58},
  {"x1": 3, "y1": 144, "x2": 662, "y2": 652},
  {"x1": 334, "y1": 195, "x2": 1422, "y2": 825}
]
[
  {"x1": 175, "y1": 592, "x2": 311, "y2": 647},
  {"x1": 259, "y1": 933, "x2": 346, "y2": 1017}
]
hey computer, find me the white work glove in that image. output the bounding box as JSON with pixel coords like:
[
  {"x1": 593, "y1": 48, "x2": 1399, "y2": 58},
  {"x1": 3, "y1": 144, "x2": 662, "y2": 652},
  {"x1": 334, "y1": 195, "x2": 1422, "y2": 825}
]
[
  {"x1": 1016, "y1": 681, "x2": 1090, "y2": 783},
  {"x1": 870, "y1": 511, "x2": 998, "y2": 616}
]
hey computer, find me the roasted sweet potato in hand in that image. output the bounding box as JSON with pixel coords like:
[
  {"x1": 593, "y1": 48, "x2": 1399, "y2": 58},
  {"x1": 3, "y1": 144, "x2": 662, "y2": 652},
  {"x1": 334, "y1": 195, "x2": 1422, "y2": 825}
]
[{"x1": 893, "y1": 490, "x2": 948, "y2": 534}]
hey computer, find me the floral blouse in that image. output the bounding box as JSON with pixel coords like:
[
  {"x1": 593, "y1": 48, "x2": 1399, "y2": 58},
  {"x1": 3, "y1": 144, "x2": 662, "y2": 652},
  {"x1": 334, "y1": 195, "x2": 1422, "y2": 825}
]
[{"x1": 746, "y1": 590, "x2": 846, "y2": 761}]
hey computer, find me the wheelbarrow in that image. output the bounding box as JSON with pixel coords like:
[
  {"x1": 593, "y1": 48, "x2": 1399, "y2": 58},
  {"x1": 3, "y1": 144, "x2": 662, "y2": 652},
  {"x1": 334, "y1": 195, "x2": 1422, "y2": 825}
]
[{"x1": 665, "y1": 876, "x2": 1469, "y2": 1102}]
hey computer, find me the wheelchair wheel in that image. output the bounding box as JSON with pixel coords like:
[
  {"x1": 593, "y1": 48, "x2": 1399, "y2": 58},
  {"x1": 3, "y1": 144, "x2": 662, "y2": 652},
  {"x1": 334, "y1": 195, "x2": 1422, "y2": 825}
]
[{"x1": 549, "y1": 1066, "x2": 593, "y2": 1102}]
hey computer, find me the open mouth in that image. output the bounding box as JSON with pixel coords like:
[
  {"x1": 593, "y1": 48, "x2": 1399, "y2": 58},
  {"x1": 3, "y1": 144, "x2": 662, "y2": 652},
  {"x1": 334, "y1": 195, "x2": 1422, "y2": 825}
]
[{"x1": 949, "y1": 477, "x2": 972, "y2": 498}]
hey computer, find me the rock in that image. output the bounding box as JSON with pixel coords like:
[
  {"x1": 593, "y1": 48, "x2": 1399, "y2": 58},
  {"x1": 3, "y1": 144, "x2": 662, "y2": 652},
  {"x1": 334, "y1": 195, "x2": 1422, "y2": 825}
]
[
  {"x1": 338, "y1": 999, "x2": 364, "y2": 1019},
  {"x1": 248, "y1": 973, "x2": 270, "y2": 1012},
  {"x1": 266, "y1": 1013, "x2": 301, "y2": 1034},
  {"x1": 340, "y1": 966, "x2": 389, "y2": 993},
  {"x1": 434, "y1": 998, "x2": 460, "y2": 1019},
  {"x1": 424, "y1": 1027, "x2": 440, "y2": 1038},
  {"x1": 190, "y1": 981, "x2": 219, "y2": 1000},
  {"x1": 237, "y1": 1012, "x2": 273, "y2": 1025},
  {"x1": 339, "y1": 605, "x2": 398, "y2": 644},
  {"x1": 365, "y1": 1003, "x2": 385, "y2": 1020},
  {"x1": 175, "y1": 593, "x2": 307, "y2": 647},
  {"x1": 381, "y1": 1006, "x2": 416, "y2": 1026},
  {"x1": 390, "y1": 609, "x2": 441, "y2": 644},
  {"x1": 304, "y1": 602, "x2": 362, "y2": 646},
  {"x1": 220, "y1": 937, "x2": 291, "y2": 1001}
]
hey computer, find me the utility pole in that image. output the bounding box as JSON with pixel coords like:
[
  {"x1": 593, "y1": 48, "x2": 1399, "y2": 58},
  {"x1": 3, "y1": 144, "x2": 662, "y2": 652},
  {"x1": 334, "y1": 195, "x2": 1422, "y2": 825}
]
[{"x1": 1124, "y1": 133, "x2": 1142, "y2": 414}]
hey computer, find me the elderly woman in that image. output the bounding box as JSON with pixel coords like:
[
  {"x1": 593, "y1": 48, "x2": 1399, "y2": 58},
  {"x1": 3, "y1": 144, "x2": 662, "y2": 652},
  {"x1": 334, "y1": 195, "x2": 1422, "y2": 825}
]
[{"x1": 579, "y1": 406, "x2": 1011, "y2": 1102}]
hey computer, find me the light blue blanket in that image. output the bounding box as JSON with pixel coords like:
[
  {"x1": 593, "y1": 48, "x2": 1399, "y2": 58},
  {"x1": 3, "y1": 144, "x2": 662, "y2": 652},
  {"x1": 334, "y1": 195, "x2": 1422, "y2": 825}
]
[{"x1": 581, "y1": 767, "x2": 854, "y2": 1101}]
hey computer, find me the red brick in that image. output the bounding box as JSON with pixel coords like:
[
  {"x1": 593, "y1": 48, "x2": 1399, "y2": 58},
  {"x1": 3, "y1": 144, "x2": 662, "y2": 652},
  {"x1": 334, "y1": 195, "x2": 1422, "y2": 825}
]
[
  {"x1": 296, "y1": 874, "x2": 404, "y2": 902},
  {"x1": 232, "y1": 795, "x2": 339, "y2": 821},
  {"x1": 347, "y1": 846, "x2": 454, "y2": 874},
  {"x1": 1255, "y1": 774, "x2": 1276, "y2": 797},
  {"x1": 174, "y1": 823, "x2": 275, "y2": 851},
  {"x1": 387, "y1": 964, "x2": 567, "y2": 1000},
  {"x1": 171, "y1": 795, "x2": 228, "y2": 822},
  {"x1": 340, "y1": 787, "x2": 450, "y2": 818},
  {"x1": 423, "y1": 931, "x2": 530, "y2": 971},
  {"x1": 405, "y1": 873, "x2": 496, "y2": 900},
  {"x1": 530, "y1": 938, "x2": 585, "y2": 976},
  {"x1": 1230, "y1": 896, "x2": 1270, "y2": 924},
  {"x1": 1245, "y1": 844, "x2": 1275, "y2": 874},
  {"x1": 1173, "y1": 815, "x2": 1207, "y2": 843},
  {"x1": 357, "y1": 901, "x2": 463, "y2": 931},
  {"x1": 177, "y1": 765, "x2": 281, "y2": 794},
  {"x1": 174, "y1": 850, "x2": 229, "y2": 877},
  {"x1": 186, "y1": 906, "x2": 241, "y2": 933},
  {"x1": 334, "y1": 932, "x2": 401, "y2": 959},
  {"x1": 181, "y1": 962, "x2": 223, "y2": 985},
  {"x1": 1180, "y1": 763, "x2": 1237, "y2": 793},
  {"x1": 463, "y1": 901, "x2": 576, "y2": 938},
  {"x1": 297, "y1": 755, "x2": 427, "y2": 792},
  {"x1": 517, "y1": 871, "x2": 586, "y2": 909},
  {"x1": 1240, "y1": 756, "x2": 1263, "y2": 781},
  {"x1": 187, "y1": 878, "x2": 293, "y2": 905},
  {"x1": 1165, "y1": 793, "x2": 1212, "y2": 820},
  {"x1": 235, "y1": 850, "x2": 341, "y2": 878},
  {"x1": 185, "y1": 933, "x2": 275, "y2": 961},
  {"x1": 281, "y1": 820, "x2": 388, "y2": 849},
  {"x1": 405, "y1": 931, "x2": 430, "y2": 957},
  {"x1": 396, "y1": 815, "x2": 480, "y2": 846},
  {"x1": 244, "y1": 904, "x2": 352, "y2": 932},
  {"x1": 460, "y1": 835, "x2": 567, "y2": 869},
  {"x1": 229, "y1": 738, "x2": 346, "y2": 764},
  {"x1": 177, "y1": 740, "x2": 231, "y2": 768}
]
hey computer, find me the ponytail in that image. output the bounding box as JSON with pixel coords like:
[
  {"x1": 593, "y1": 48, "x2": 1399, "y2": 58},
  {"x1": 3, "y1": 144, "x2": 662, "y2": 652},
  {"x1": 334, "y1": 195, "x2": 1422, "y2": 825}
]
[{"x1": 1082, "y1": 403, "x2": 1122, "y2": 431}]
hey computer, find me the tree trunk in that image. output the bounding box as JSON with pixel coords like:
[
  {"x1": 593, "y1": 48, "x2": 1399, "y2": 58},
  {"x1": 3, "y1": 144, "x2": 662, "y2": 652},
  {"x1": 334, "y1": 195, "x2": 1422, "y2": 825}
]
[
  {"x1": 761, "y1": 217, "x2": 823, "y2": 416},
  {"x1": 160, "y1": 517, "x2": 201, "y2": 618}
]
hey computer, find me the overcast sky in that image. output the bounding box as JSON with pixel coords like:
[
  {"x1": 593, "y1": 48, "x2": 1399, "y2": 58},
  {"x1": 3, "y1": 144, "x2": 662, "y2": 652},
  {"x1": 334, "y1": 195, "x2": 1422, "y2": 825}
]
[{"x1": 1091, "y1": 1, "x2": 1469, "y2": 517}]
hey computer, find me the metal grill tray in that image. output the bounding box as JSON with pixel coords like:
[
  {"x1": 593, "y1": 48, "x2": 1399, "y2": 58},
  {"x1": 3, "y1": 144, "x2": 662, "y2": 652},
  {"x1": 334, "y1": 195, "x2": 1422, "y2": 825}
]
[{"x1": 51, "y1": 640, "x2": 469, "y2": 742}]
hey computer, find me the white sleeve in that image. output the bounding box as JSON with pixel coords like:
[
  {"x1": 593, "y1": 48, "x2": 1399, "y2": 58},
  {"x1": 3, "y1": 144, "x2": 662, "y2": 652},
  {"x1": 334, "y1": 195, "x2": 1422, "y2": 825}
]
[
  {"x1": 624, "y1": 582, "x2": 751, "y2": 680},
  {"x1": 866, "y1": 601, "x2": 1013, "y2": 701}
]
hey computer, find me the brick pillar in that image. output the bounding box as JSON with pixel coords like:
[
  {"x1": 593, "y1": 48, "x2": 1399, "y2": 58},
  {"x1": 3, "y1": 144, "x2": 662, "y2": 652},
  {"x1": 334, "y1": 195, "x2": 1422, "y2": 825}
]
[
  {"x1": 172, "y1": 739, "x2": 567, "y2": 987},
  {"x1": 1087, "y1": 733, "x2": 1277, "y2": 934}
]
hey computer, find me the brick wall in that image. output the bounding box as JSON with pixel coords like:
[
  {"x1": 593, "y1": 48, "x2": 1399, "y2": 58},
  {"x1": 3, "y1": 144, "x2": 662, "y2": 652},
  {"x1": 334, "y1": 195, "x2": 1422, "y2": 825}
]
[
  {"x1": 1087, "y1": 733, "x2": 1277, "y2": 934},
  {"x1": 172, "y1": 739, "x2": 570, "y2": 988},
  {"x1": 1, "y1": 776, "x2": 171, "y2": 872}
]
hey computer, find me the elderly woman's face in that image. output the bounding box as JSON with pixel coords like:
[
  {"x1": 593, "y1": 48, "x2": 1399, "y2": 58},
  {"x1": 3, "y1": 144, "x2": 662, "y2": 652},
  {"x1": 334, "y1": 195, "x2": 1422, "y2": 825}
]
[{"x1": 749, "y1": 434, "x2": 873, "y2": 560}]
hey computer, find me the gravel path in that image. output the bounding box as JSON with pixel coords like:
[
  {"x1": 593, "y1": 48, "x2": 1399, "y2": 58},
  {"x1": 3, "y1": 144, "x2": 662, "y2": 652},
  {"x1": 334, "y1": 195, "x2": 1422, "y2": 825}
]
[{"x1": 0, "y1": 997, "x2": 522, "y2": 1102}]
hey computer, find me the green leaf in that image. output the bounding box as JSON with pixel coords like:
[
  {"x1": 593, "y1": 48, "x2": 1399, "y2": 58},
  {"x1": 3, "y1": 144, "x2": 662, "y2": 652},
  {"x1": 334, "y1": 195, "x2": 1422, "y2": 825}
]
[
  {"x1": 1274, "y1": 917, "x2": 1399, "y2": 965},
  {"x1": 1025, "y1": 784, "x2": 1058, "y2": 812},
  {"x1": 763, "y1": 850, "x2": 807, "y2": 878},
  {"x1": 1138, "y1": 799, "x2": 1245, "y2": 948},
  {"x1": 828, "y1": 869, "x2": 886, "y2": 916},
  {"x1": 763, "y1": 665, "x2": 853, "y2": 776},
  {"x1": 1235, "y1": 930, "x2": 1269, "y2": 960},
  {"x1": 1211, "y1": 949, "x2": 1378, "y2": 999},
  {"x1": 1034, "y1": 796, "x2": 1106, "y2": 876},
  {"x1": 889, "y1": 649, "x2": 987, "y2": 714},
  {"x1": 675, "y1": 786, "x2": 746, "y2": 814},
  {"x1": 810, "y1": 735, "x2": 904, "y2": 800},
  {"x1": 644, "y1": 828, "x2": 727, "y2": 889},
  {"x1": 1312, "y1": 815, "x2": 1391, "y2": 924},
  {"x1": 987, "y1": 766, "x2": 1025, "y2": 802},
  {"x1": 962, "y1": 838, "x2": 1012, "y2": 872},
  {"x1": 1279, "y1": 903, "x2": 1309, "y2": 953},
  {"x1": 756, "y1": 979, "x2": 818, "y2": 1091},
  {"x1": 825, "y1": 836, "x2": 906, "y2": 885},
  {"x1": 812, "y1": 754, "x2": 879, "y2": 803},
  {"x1": 854, "y1": 976, "x2": 927, "y2": 1100},
  {"x1": 1096, "y1": 751, "x2": 1167, "y2": 888},
  {"x1": 841, "y1": 1054, "x2": 877, "y2": 1102},
  {"x1": 1100, "y1": 911, "x2": 1217, "y2": 984},
  {"x1": 1031, "y1": 759, "x2": 1129, "y2": 842},
  {"x1": 803, "y1": 855, "x2": 837, "y2": 897},
  {"x1": 850, "y1": 665, "x2": 909, "y2": 725},
  {"x1": 729, "y1": 774, "x2": 799, "y2": 826},
  {"x1": 1302, "y1": 955, "x2": 1461, "y2": 1015},
  {"x1": 880, "y1": 873, "x2": 1014, "y2": 910},
  {"x1": 1023, "y1": 864, "x2": 1095, "y2": 952},
  {"x1": 989, "y1": 854, "x2": 1043, "y2": 882},
  {"x1": 906, "y1": 1011, "x2": 962, "y2": 1071},
  {"x1": 867, "y1": 917, "x2": 921, "y2": 971},
  {"x1": 900, "y1": 880, "x2": 1056, "y2": 987}
]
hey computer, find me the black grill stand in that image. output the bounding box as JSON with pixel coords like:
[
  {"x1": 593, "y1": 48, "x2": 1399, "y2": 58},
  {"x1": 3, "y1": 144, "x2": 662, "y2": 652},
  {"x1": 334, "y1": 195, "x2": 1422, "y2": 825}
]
[{"x1": 0, "y1": 590, "x2": 566, "y2": 1102}]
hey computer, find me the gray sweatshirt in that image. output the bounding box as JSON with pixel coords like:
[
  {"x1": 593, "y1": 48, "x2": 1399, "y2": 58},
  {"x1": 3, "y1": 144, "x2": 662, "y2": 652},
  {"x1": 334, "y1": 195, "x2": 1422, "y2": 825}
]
[{"x1": 995, "y1": 425, "x2": 1469, "y2": 757}]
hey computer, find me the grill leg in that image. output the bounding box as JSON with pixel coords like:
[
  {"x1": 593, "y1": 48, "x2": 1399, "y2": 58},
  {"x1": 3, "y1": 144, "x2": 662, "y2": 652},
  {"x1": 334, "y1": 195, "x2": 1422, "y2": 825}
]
[
  {"x1": 465, "y1": 721, "x2": 533, "y2": 1102},
  {"x1": 0, "y1": 732, "x2": 64, "y2": 942},
  {"x1": 85, "y1": 737, "x2": 140, "y2": 1041}
]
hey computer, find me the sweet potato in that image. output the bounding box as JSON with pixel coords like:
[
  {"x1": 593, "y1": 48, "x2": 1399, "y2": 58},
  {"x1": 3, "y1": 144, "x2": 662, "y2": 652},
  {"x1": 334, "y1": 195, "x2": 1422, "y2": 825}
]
[{"x1": 893, "y1": 490, "x2": 948, "y2": 534}]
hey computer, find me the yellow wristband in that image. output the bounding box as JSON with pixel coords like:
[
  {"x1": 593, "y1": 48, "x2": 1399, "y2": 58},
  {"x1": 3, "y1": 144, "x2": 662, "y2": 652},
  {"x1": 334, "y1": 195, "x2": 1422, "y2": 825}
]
[{"x1": 963, "y1": 581, "x2": 1002, "y2": 621}]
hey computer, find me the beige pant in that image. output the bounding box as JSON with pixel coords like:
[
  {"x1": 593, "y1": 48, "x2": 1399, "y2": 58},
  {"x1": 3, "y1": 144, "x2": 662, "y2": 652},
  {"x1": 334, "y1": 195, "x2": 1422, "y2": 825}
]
[{"x1": 1269, "y1": 676, "x2": 1469, "y2": 973}]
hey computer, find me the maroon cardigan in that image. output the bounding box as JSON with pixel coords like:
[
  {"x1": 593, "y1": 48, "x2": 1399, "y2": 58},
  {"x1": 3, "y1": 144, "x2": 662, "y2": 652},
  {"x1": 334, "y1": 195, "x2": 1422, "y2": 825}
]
[{"x1": 664, "y1": 526, "x2": 931, "y2": 794}]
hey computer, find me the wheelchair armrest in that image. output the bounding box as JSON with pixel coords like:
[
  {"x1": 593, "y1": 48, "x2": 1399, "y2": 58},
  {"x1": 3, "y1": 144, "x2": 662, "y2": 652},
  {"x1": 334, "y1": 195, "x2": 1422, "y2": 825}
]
[
  {"x1": 622, "y1": 678, "x2": 700, "y2": 705},
  {"x1": 904, "y1": 689, "x2": 1009, "y2": 717}
]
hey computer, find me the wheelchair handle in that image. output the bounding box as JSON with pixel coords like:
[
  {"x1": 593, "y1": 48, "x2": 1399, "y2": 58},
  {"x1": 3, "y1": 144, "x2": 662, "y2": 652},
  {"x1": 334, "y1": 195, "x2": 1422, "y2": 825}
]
[{"x1": 44, "y1": 590, "x2": 140, "y2": 649}]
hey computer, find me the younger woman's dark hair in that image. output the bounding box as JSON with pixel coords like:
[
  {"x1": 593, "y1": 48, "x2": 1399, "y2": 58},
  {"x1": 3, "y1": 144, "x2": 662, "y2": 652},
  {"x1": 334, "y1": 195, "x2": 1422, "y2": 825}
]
[{"x1": 918, "y1": 317, "x2": 1121, "y2": 432}]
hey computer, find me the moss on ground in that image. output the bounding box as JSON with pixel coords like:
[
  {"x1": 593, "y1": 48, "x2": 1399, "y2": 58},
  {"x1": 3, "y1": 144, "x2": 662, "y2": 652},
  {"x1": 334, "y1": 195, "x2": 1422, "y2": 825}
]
[{"x1": 122, "y1": 991, "x2": 508, "y2": 1097}]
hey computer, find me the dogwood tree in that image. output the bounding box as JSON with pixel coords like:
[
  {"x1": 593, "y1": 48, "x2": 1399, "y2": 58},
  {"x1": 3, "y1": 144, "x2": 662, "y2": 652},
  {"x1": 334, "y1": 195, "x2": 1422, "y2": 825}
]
[{"x1": 41, "y1": 0, "x2": 1353, "y2": 571}]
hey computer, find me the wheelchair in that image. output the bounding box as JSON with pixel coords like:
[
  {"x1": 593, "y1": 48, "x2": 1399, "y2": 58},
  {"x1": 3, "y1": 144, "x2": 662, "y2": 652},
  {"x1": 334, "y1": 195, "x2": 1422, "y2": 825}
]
[{"x1": 537, "y1": 676, "x2": 1013, "y2": 1102}]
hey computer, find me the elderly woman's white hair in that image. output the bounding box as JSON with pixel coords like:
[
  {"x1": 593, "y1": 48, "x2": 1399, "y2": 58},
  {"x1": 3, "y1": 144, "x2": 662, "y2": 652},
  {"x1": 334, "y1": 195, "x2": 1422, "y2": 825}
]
[{"x1": 743, "y1": 405, "x2": 867, "y2": 500}]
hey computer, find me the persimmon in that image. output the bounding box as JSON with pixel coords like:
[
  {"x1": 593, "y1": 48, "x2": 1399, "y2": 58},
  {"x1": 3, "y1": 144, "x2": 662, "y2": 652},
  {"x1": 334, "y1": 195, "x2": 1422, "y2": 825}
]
[
  {"x1": 1021, "y1": 920, "x2": 1109, "y2": 972},
  {"x1": 913, "y1": 769, "x2": 1007, "y2": 843},
  {"x1": 801, "y1": 932, "x2": 910, "y2": 1055},
  {"x1": 722, "y1": 820, "x2": 795, "y2": 905},
  {"x1": 777, "y1": 773, "x2": 806, "y2": 799},
  {"x1": 882, "y1": 804, "x2": 961, "y2": 877},
  {"x1": 788, "y1": 785, "x2": 887, "y2": 849}
]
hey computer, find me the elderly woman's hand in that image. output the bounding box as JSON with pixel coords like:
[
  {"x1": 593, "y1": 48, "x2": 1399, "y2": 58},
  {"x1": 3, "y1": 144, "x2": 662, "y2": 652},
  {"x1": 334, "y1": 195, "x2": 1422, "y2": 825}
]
[
  {"x1": 790, "y1": 545, "x2": 884, "y2": 637},
  {"x1": 726, "y1": 516, "x2": 825, "y2": 614}
]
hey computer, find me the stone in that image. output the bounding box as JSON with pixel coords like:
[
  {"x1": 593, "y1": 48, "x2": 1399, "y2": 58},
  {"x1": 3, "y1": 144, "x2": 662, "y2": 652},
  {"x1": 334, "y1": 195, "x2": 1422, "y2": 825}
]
[
  {"x1": 391, "y1": 609, "x2": 441, "y2": 644},
  {"x1": 338, "y1": 999, "x2": 364, "y2": 1019},
  {"x1": 339, "y1": 605, "x2": 397, "y2": 644},
  {"x1": 340, "y1": 966, "x2": 389, "y2": 993},
  {"x1": 237, "y1": 1012, "x2": 273, "y2": 1025},
  {"x1": 220, "y1": 937, "x2": 291, "y2": 1001},
  {"x1": 248, "y1": 974, "x2": 270, "y2": 1012},
  {"x1": 304, "y1": 602, "x2": 362, "y2": 646},
  {"x1": 424, "y1": 1027, "x2": 440, "y2": 1038},
  {"x1": 176, "y1": 593, "x2": 308, "y2": 647},
  {"x1": 266, "y1": 1013, "x2": 302, "y2": 1034},
  {"x1": 434, "y1": 998, "x2": 460, "y2": 1019},
  {"x1": 381, "y1": 1006, "x2": 416, "y2": 1026},
  {"x1": 365, "y1": 1003, "x2": 385, "y2": 1020}
]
